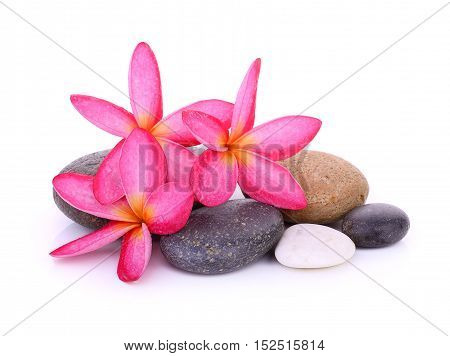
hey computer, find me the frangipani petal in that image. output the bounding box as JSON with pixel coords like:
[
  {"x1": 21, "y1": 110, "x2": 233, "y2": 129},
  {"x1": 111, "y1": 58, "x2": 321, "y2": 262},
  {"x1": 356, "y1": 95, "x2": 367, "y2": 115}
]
[
  {"x1": 190, "y1": 150, "x2": 238, "y2": 206},
  {"x1": 143, "y1": 182, "x2": 194, "y2": 235},
  {"x1": 70, "y1": 95, "x2": 137, "y2": 137},
  {"x1": 232, "y1": 116, "x2": 322, "y2": 160},
  {"x1": 93, "y1": 139, "x2": 125, "y2": 204},
  {"x1": 129, "y1": 42, "x2": 163, "y2": 130},
  {"x1": 53, "y1": 173, "x2": 138, "y2": 222},
  {"x1": 50, "y1": 221, "x2": 138, "y2": 257},
  {"x1": 235, "y1": 150, "x2": 307, "y2": 210},
  {"x1": 119, "y1": 128, "x2": 166, "y2": 218},
  {"x1": 182, "y1": 110, "x2": 229, "y2": 151},
  {"x1": 151, "y1": 100, "x2": 234, "y2": 146},
  {"x1": 117, "y1": 224, "x2": 152, "y2": 282},
  {"x1": 229, "y1": 59, "x2": 261, "y2": 142},
  {"x1": 157, "y1": 138, "x2": 196, "y2": 191}
]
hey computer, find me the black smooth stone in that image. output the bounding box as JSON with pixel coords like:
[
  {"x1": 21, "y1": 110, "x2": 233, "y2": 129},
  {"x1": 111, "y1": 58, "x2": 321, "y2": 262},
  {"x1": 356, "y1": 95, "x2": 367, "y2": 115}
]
[
  {"x1": 342, "y1": 203, "x2": 410, "y2": 248},
  {"x1": 53, "y1": 150, "x2": 110, "y2": 229},
  {"x1": 160, "y1": 199, "x2": 284, "y2": 274}
]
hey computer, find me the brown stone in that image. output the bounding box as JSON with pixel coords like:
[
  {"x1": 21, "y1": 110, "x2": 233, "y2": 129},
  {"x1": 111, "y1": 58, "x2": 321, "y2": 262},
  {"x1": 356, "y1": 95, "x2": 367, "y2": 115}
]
[{"x1": 279, "y1": 150, "x2": 369, "y2": 224}]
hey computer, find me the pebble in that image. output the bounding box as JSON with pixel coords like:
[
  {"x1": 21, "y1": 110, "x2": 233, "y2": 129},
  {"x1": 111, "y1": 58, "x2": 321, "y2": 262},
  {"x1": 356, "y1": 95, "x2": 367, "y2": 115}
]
[
  {"x1": 53, "y1": 150, "x2": 110, "y2": 229},
  {"x1": 342, "y1": 203, "x2": 410, "y2": 247},
  {"x1": 279, "y1": 150, "x2": 369, "y2": 224},
  {"x1": 160, "y1": 199, "x2": 284, "y2": 274},
  {"x1": 54, "y1": 146, "x2": 207, "y2": 229},
  {"x1": 275, "y1": 224, "x2": 355, "y2": 268}
]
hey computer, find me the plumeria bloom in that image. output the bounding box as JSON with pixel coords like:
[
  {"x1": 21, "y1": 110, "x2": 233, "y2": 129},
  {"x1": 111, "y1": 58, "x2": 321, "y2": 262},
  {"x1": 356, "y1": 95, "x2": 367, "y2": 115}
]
[
  {"x1": 182, "y1": 59, "x2": 322, "y2": 209},
  {"x1": 51, "y1": 128, "x2": 194, "y2": 282},
  {"x1": 71, "y1": 42, "x2": 233, "y2": 204}
]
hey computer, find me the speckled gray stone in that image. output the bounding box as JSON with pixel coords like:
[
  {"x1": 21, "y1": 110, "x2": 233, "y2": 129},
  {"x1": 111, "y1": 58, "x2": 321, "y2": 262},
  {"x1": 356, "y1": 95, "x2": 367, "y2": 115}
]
[
  {"x1": 53, "y1": 150, "x2": 110, "y2": 229},
  {"x1": 160, "y1": 199, "x2": 284, "y2": 274},
  {"x1": 342, "y1": 203, "x2": 410, "y2": 248}
]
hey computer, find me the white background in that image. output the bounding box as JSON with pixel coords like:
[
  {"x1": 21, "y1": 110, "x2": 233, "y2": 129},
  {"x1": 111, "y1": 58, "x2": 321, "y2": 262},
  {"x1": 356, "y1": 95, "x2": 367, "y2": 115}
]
[{"x1": 0, "y1": 0, "x2": 449, "y2": 354}]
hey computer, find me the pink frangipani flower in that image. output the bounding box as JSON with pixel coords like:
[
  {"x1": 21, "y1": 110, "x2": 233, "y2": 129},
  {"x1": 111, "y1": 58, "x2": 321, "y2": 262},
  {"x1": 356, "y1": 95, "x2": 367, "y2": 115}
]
[
  {"x1": 51, "y1": 128, "x2": 194, "y2": 282},
  {"x1": 70, "y1": 42, "x2": 233, "y2": 204},
  {"x1": 182, "y1": 59, "x2": 322, "y2": 209}
]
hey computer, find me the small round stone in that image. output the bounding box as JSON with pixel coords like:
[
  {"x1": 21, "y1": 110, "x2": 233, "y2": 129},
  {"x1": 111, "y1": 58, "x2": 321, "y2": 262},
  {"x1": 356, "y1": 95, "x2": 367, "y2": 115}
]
[
  {"x1": 342, "y1": 203, "x2": 410, "y2": 248},
  {"x1": 279, "y1": 150, "x2": 369, "y2": 224},
  {"x1": 275, "y1": 224, "x2": 355, "y2": 268},
  {"x1": 53, "y1": 150, "x2": 110, "y2": 229},
  {"x1": 160, "y1": 199, "x2": 284, "y2": 274},
  {"x1": 53, "y1": 146, "x2": 207, "y2": 229}
]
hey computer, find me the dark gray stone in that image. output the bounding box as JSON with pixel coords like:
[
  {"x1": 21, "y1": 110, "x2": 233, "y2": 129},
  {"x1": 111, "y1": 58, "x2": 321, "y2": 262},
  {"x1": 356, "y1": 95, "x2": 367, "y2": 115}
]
[
  {"x1": 160, "y1": 199, "x2": 285, "y2": 274},
  {"x1": 342, "y1": 203, "x2": 410, "y2": 248},
  {"x1": 53, "y1": 150, "x2": 110, "y2": 229},
  {"x1": 54, "y1": 146, "x2": 207, "y2": 229}
]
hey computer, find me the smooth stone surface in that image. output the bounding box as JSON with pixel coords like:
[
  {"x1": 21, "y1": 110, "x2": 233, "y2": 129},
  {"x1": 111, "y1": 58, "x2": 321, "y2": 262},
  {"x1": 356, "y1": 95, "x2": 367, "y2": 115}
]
[
  {"x1": 279, "y1": 150, "x2": 369, "y2": 224},
  {"x1": 53, "y1": 146, "x2": 207, "y2": 229},
  {"x1": 53, "y1": 150, "x2": 110, "y2": 229},
  {"x1": 275, "y1": 224, "x2": 355, "y2": 268},
  {"x1": 160, "y1": 199, "x2": 284, "y2": 274},
  {"x1": 342, "y1": 203, "x2": 410, "y2": 248}
]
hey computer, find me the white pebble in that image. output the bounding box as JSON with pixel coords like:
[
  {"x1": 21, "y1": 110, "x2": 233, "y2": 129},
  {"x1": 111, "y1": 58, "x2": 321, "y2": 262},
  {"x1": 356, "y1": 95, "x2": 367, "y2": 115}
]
[{"x1": 275, "y1": 224, "x2": 355, "y2": 268}]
